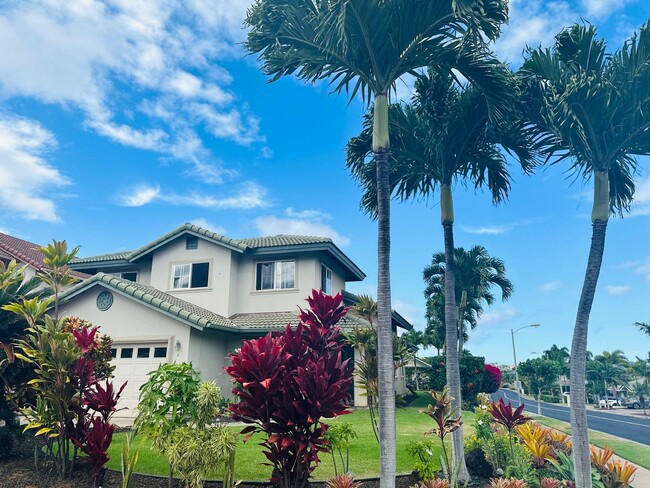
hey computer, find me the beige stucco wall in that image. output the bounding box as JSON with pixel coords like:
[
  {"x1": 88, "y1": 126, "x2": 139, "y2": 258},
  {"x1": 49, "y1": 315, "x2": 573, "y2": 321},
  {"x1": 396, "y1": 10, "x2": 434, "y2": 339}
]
[
  {"x1": 188, "y1": 328, "x2": 233, "y2": 396},
  {"x1": 58, "y1": 284, "x2": 191, "y2": 364},
  {"x1": 150, "y1": 236, "x2": 233, "y2": 316}
]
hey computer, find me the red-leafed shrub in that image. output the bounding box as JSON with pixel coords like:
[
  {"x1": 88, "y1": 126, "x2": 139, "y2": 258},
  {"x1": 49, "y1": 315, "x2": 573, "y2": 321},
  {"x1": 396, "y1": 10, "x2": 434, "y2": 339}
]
[
  {"x1": 226, "y1": 290, "x2": 354, "y2": 488},
  {"x1": 483, "y1": 364, "x2": 502, "y2": 394}
]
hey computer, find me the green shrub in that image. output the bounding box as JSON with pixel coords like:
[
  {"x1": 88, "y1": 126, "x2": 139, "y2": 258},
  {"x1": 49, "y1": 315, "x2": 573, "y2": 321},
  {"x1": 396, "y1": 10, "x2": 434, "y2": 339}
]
[
  {"x1": 540, "y1": 395, "x2": 560, "y2": 404},
  {"x1": 406, "y1": 438, "x2": 439, "y2": 480}
]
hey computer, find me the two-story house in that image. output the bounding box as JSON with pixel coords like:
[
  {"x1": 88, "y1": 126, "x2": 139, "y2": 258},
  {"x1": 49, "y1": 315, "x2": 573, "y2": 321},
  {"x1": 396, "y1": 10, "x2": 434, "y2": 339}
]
[{"x1": 59, "y1": 223, "x2": 411, "y2": 418}]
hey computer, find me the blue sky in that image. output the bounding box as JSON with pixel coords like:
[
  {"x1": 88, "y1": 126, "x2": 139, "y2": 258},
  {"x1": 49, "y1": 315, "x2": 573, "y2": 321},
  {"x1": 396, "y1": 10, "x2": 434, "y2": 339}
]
[{"x1": 1, "y1": 0, "x2": 649, "y2": 365}]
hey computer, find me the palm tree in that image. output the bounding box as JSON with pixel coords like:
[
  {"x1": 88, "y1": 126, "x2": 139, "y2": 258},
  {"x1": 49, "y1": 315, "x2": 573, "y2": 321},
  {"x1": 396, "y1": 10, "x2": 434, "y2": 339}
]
[
  {"x1": 635, "y1": 321, "x2": 650, "y2": 336},
  {"x1": 595, "y1": 350, "x2": 629, "y2": 401},
  {"x1": 245, "y1": 2, "x2": 511, "y2": 483},
  {"x1": 347, "y1": 70, "x2": 536, "y2": 478},
  {"x1": 401, "y1": 329, "x2": 424, "y2": 390},
  {"x1": 423, "y1": 245, "x2": 514, "y2": 354},
  {"x1": 631, "y1": 381, "x2": 649, "y2": 415},
  {"x1": 542, "y1": 345, "x2": 570, "y2": 401},
  {"x1": 520, "y1": 22, "x2": 650, "y2": 486}
]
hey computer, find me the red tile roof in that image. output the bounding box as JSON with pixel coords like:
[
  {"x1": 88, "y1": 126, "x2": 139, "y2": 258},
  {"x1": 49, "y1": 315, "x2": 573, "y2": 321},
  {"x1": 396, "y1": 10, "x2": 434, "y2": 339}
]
[{"x1": 0, "y1": 232, "x2": 89, "y2": 279}]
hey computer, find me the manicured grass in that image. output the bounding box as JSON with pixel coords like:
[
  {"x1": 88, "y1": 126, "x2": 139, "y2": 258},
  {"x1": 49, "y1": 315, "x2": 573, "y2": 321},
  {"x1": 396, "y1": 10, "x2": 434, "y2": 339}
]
[
  {"x1": 534, "y1": 416, "x2": 650, "y2": 470},
  {"x1": 106, "y1": 392, "x2": 476, "y2": 481}
]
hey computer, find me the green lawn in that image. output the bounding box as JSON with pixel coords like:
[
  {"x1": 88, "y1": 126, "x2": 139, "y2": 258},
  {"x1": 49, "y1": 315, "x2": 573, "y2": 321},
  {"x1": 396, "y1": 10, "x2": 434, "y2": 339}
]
[
  {"x1": 533, "y1": 416, "x2": 650, "y2": 470},
  {"x1": 106, "y1": 392, "x2": 476, "y2": 481}
]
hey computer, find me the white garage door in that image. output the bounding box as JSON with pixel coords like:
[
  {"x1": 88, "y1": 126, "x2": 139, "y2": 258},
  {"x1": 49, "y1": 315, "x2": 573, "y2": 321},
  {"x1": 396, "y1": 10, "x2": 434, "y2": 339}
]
[{"x1": 110, "y1": 342, "x2": 170, "y2": 417}]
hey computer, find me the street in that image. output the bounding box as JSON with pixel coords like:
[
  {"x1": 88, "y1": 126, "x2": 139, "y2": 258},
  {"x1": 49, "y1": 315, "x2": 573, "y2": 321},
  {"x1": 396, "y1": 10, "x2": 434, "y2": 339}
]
[{"x1": 494, "y1": 389, "x2": 650, "y2": 446}]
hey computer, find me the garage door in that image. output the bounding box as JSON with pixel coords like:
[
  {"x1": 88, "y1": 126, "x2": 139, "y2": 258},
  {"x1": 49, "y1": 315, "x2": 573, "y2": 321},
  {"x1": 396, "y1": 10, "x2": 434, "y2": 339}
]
[{"x1": 109, "y1": 342, "x2": 169, "y2": 417}]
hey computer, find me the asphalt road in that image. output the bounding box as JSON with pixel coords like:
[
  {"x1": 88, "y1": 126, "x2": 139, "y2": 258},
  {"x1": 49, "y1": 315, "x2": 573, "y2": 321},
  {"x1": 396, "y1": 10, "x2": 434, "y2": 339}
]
[{"x1": 493, "y1": 389, "x2": 650, "y2": 446}]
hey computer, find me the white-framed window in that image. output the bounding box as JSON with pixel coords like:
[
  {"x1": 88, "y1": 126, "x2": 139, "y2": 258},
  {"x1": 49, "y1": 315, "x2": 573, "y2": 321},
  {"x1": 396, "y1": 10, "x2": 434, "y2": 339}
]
[
  {"x1": 321, "y1": 265, "x2": 332, "y2": 295},
  {"x1": 171, "y1": 262, "x2": 210, "y2": 289},
  {"x1": 256, "y1": 260, "x2": 295, "y2": 290}
]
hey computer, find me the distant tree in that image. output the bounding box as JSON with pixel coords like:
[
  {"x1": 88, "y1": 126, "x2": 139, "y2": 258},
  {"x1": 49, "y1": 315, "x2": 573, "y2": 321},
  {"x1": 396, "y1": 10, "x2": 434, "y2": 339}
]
[
  {"x1": 518, "y1": 358, "x2": 562, "y2": 414},
  {"x1": 423, "y1": 246, "x2": 513, "y2": 354},
  {"x1": 630, "y1": 381, "x2": 649, "y2": 415},
  {"x1": 542, "y1": 344, "x2": 570, "y2": 401},
  {"x1": 594, "y1": 350, "x2": 629, "y2": 400}
]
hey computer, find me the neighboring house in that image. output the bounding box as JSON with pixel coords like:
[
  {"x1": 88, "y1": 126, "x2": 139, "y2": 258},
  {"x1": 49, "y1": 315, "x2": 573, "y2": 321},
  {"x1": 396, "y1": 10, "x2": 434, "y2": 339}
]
[
  {"x1": 57, "y1": 223, "x2": 411, "y2": 418},
  {"x1": 0, "y1": 232, "x2": 88, "y2": 281}
]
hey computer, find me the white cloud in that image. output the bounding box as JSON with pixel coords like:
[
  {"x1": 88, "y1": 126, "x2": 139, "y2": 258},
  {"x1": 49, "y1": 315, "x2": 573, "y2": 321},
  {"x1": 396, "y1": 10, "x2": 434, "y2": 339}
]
[
  {"x1": 392, "y1": 299, "x2": 420, "y2": 328},
  {"x1": 495, "y1": 0, "x2": 578, "y2": 64},
  {"x1": 0, "y1": 0, "x2": 262, "y2": 184},
  {"x1": 605, "y1": 285, "x2": 632, "y2": 296},
  {"x1": 0, "y1": 114, "x2": 69, "y2": 222},
  {"x1": 630, "y1": 176, "x2": 650, "y2": 217},
  {"x1": 581, "y1": 0, "x2": 631, "y2": 19},
  {"x1": 479, "y1": 306, "x2": 518, "y2": 326},
  {"x1": 460, "y1": 224, "x2": 511, "y2": 235},
  {"x1": 538, "y1": 281, "x2": 561, "y2": 293},
  {"x1": 119, "y1": 181, "x2": 267, "y2": 210},
  {"x1": 253, "y1": 208, "x2": 351, "y2": 248}
]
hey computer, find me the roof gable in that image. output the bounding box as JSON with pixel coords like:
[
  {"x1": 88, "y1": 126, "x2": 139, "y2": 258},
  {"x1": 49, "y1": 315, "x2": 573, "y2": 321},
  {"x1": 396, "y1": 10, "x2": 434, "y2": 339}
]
[{"x1": 0, "y1": 232, "x2": 47, "y2": 270}]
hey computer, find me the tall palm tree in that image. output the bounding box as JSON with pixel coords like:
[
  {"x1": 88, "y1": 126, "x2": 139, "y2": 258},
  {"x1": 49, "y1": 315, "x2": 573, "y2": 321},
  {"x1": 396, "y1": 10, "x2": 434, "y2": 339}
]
[
  {"x1": 423, "y1": 245, "x2": 513, "y2": 354},
  {"x1": 595, "y1": 350, "x2": 629, "y2": 400},
  {"x1": 347, "y1": 70, "x2": 535, "y2": 478},
  {"x1": 245, "y1": 2, "x2": 510, "y2": 483},
  {"x1": 520, "y1": 23, "x2": 650, "y2": 486}
]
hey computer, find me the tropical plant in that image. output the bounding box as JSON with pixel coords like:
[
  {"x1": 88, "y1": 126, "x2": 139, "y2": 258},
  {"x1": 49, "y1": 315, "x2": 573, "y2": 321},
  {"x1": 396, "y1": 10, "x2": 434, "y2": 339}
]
[
  {"x1": 547, "y1": 450, "x2": 605, "y2": 488},
  {"x1": 36, "y1": 240, "x2": 80, "y2": 319},
  {"x1": 406, "y1": 437, "x2": 439, "y2": 481},
  {"x1": 488, "y1": 479, "x2": 528, "y2": 488},
  {"x1": 134, "y1": 362, "x2": 201, "y2": 487},
  {"x1": 594, "y1": 350, "x2": 629, "y2": 400},
  {"x1": 542, "y1": 345, "x2": 570, "y2": 401},
  {"x1": 630, "y1": 381, "x2": 649, "y2": 415},
  {"x1": 227, "y1": 290, "x2": 353, "y2": 488},
  {"x1": 246, "y1": 2, "x2": 513, "y2": 483},
  {"x1": 420, "y1": 386, "x2": 463, "y2": 485},
  {"x1": 520, "y1": 21, "x2": 650, "y2": 486},
  {"x1": 324, "y1": 421, "x2": 357, "y2": 476},
  {"x1": 483, "y1": 364, "x2": 503, "y2": 394},
  {"x1": 540, "y1": 479, "x2": 561, "y2": 488},
  {"x1": 412, "y1": 480, "x2": 450, "y2": 488},
  {"x1": 120, "y1": 432, "x2": 139, "y2": 488},
  {"x1": 326, "y1": 474, "x2": 363, "y2": 488},
  {"x1": 518, "y1": 358, "x2": 563, "y2": 414},
  {"x1": 422, "y1": 246, "x2": 514, "y2": 355},
  {"x1": 488, "y1": 399, "x2": 531, "y2": 460}
]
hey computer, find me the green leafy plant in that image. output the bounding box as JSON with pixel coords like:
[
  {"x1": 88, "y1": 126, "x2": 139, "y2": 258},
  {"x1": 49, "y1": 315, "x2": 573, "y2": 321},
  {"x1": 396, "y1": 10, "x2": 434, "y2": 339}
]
[
  {"x1": 324, "y1": 421, "x2": 357, "y2": 476},
  {"x1": 547, "y1": 451, "x2": 604, "y2": 488},
  {"x1": 503, "y1": 447, "x2": 539, "y2": 488},
  {"x1": 135, "y1": 364, "x2": 237, "y2": 488},
  {"x1": 406, "y1": 438, "x2": 439, "y2": 481},
  {"x1": 120, "y1": 432, "x2": 139, "y2": 488}
]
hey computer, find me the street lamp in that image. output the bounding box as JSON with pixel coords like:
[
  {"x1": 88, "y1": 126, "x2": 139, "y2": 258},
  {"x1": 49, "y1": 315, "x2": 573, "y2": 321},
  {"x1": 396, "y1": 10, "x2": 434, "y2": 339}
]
[{"x1": 511, "y1": 323, "x2": 541, "y2": 405}]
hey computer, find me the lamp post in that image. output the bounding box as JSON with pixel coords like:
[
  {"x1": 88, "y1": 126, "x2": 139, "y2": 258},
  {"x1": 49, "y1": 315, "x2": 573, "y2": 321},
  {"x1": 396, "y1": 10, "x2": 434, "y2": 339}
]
[{"x1": 511, "y1": 323, "x2": 541, "y2": 405}]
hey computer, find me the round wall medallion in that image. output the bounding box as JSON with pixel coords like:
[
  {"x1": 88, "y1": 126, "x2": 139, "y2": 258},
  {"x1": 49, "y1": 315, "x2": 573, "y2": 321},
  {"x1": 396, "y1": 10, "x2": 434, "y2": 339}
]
[{"x1": 96, "y1": 291, "x2": 114, "y2": 311}]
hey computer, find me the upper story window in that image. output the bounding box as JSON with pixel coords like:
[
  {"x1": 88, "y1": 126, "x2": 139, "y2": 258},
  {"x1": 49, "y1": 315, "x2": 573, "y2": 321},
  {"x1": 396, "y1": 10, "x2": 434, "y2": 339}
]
[
  {"x1": 321, "y1": 265, "x2": 332, "y2": 295},
  {"x1": 120, "y1": 272, "x2": 138, "y2": 282},
  {"x1": 256, "y1": 260, "x2": 295, "y2": 290},
  {"x1": 171, "y1": 262, "x2": 209, "y2": 290},
  {"x1": 186, "y1": 236, "x2": 199, "y2": 250}
]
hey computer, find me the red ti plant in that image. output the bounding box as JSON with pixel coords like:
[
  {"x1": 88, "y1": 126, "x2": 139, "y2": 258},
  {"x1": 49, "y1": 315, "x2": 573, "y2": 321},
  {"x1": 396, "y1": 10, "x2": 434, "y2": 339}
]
[
  {"x1": 420, "y1": 386, "x2": 463, "y2": 481},
  {"x1": 226, "y1": 290, "x2": 353, "y2": 488},
  {"x1": 72, "y1": 416, "x2": 114, "y2": 485},
  {"x1": 488, "y1": 398, "x2": 531, "y2": 460}
]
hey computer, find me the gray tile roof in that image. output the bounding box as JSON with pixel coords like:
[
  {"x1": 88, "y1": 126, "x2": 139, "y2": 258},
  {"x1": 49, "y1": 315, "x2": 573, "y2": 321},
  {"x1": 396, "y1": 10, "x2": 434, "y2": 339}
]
[
  {"x1": 73, "y1": 251, "x2": 132, "y2": 264},
  {"x1": 59, "y1": 273, "x2": 236, "y2": 331},
  {"x1": 239, "y1": 235, "x2": 333, "y2": 248},
  {"x1": 58, "y1": 273, "x2": 379, "y2": 333}
]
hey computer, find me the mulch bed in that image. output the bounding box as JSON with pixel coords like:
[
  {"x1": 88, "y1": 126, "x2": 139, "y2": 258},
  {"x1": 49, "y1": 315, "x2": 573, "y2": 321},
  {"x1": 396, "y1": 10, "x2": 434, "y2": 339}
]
[{"x1": 0, "y1": 435, "x2": 489, "y2": 487}]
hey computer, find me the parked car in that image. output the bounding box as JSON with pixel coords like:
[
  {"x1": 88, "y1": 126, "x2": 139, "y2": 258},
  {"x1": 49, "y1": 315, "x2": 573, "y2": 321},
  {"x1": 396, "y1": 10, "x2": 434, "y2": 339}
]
[
  {"x1": 623, "y1": 397, "x2": 649, "y2": 409},
  {"x1": 598, "y1": 396, "x2": 622, "y2": 408}
]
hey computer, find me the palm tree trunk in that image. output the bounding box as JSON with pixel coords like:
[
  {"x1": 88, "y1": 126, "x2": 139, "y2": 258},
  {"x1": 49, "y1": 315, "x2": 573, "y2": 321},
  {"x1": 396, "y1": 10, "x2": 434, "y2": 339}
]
[
  {"x1": 537, "y1": 389, "x2": 542, "y2": 415},
  {"x1": 570, "y1": 214, "x2": 608, "y2": 488},
  {"x1": 441, "y1": 184, "x2": 469, "y2": 481},
  {"x1": 373, "y1": 93, "x2": 396, "y2": 488}
]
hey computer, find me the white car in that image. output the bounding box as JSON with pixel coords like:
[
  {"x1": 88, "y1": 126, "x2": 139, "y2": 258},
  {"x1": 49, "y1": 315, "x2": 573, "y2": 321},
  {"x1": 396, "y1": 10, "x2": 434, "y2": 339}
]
[{"x1": 598, "y1": 397, "x2": 621, "y2": 408}]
